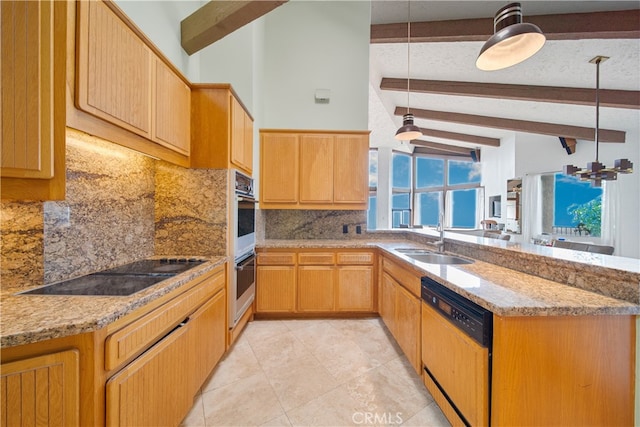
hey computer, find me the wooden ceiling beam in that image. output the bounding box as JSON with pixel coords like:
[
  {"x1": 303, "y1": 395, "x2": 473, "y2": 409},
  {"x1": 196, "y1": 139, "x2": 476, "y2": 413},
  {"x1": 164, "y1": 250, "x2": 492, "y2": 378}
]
[
  {"x1": 371, "y1": 9, "x2": 640, "y2": 43},
  {"x1": 395, "y1": 106, "x2": 626, "y2": 143},
  {"x1": 181, "y1": 1, "x2": 288, "y2": 55},
  {"x1": 411, "y1": 140, "x2": 476, "y2": 155},
  {"x1": 418, "y1": 127, "x2": 500, "y2": 147},
  {"x1": 382, "y1": 78, "x2": 640, "y2": 110}
]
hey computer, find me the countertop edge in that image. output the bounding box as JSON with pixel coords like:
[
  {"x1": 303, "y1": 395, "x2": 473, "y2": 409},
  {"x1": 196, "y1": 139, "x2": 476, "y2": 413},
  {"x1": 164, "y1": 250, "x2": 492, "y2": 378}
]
[{"x1": 0, "y1": 257, "x2": 227, "y2": 348}]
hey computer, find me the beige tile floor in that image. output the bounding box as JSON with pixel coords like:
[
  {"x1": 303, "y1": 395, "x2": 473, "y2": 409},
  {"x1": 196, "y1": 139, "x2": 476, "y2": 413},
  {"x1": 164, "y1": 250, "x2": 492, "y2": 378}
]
[{"x1": 181, "y1": 317, "x2": 450, "y2": 427}]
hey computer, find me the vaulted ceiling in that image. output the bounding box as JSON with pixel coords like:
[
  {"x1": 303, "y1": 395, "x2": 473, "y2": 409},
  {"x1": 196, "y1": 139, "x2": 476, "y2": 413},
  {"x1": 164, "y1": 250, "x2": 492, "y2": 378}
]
[{"x1": 368, "y1": 1, "x2": 640, "y2": 158}]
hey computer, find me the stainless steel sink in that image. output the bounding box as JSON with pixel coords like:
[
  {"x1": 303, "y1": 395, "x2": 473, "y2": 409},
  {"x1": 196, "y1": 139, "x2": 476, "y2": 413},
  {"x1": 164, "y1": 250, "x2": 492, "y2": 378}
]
[
  {"x1": 401, "y1": 252, "x2": 474, "y2": 265},
  {"x1": 394, "y1": 248, "x2": 434, "y2": 254}
]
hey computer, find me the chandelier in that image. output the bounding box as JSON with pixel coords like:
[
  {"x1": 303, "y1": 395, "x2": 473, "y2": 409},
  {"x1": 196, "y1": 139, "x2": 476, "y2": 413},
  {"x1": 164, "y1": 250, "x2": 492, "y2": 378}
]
[{"x1": 563, "y1": 56, "x2": 633, "y2": 187}]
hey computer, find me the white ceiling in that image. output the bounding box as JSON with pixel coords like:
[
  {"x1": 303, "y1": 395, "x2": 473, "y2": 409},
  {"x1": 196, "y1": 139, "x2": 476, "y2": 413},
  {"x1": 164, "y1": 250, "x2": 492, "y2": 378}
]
[{"x1": 368, "y1": 1, "x2": 640, "y2": 151}]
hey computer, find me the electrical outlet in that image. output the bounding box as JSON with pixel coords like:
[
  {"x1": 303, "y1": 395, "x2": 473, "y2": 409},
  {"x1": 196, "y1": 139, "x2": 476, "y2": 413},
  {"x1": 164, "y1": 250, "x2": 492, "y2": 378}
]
[
  {"x1": 342, "y1": 224, "x2": 348, "y2": 234},
  {"x1": 356, "y1": 225, "x2": 362, "y2": 234}
]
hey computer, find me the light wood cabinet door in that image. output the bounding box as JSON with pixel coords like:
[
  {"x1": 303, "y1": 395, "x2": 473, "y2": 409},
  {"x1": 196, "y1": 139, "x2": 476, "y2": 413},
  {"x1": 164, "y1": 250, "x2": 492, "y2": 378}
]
[
  {"x1": 243, "y1": 111, "x2": 254, "y2": 174},
  {"x1": 1, "y1": 349, "x2": 79, "y2": 427},
  {"x1": 153, "y1": 58, "x2": 190, "y2": 155},
  {"x1": 260, "y1": 133, "x2": 298, "y2": 203},
  {"x1": 395, "y1": 284, "x2": 421, "y2": 374},
  {"x1": 1, "y1": 0, "x2": 54, "y2": 179},
  {"x1": 256, "y1": 265, "x2": 296, "y2": 312},
  {"x1": 336, "y1": 266, "x2": 374, "y2": 312},
  {"x1": 1, "y1": 0, "x2": 66, "y2": 200},
  {"x1": 491, "y1": 315, "x2": 634, "y2": 426},
  {"x1": 230, "y1": 95, "x2": 245, "y2": 171},
  {"x1": 229, "y1": 95, "x2": 253, "y2": 174},
  {"x1": 106, "y1": 324, "x2": 192, "y2": 427},
  {"x1": 76, "y1": 0, "x2": 152, "y2": 138},
  {"x1": 188, "y1": 289, "x2": 226, "y2": 395},
  {"x1": 334, "y1": 134, "x2": 369, "y2": 204},
  {"x1": 297, "y1": 266, "x2": 335, "y2": 312},
  {"x1": 380, "y1": 272, "x2": 397, "y2": 335},
  {"x1": 299, "y1": 135, "x2": 333, "y2": 203}
]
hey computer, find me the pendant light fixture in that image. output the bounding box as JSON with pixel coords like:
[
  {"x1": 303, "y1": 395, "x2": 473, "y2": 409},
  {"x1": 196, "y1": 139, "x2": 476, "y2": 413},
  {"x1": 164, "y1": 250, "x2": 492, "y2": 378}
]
[
  {"x1": 563, "y1": 56, "x2": 633, "y2": 187},
  {"x1": 395, "y1": 0, "x2": 422, "y2": 141},
  {"x1": 476, "y1": 3, "x2": 545, "y2": 71}
]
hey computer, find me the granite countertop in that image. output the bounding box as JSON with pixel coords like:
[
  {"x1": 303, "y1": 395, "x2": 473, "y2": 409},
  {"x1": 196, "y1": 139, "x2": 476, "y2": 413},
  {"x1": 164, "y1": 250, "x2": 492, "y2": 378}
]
[
  {"x1": 258, "y1": 239, "x2": 640, "y2": 317},
  {"x1": 1, "y1": 257, "x2": 227, "y2": 348}
]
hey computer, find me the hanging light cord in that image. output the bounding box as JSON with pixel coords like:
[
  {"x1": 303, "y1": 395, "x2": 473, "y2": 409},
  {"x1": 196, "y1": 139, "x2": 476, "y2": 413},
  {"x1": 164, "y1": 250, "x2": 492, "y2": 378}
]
[
  {"x1": 406, "y1": 0, "x2": 411, "y2": 114},
  {"x1": 594, "y1": 57, "x2": 601, "y2": 163}
]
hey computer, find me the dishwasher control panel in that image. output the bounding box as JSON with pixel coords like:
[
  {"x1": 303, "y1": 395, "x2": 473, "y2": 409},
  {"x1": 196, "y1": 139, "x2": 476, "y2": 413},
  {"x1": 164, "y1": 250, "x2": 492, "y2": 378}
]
[{"x1": 421, "y1": 277, "x2": 493, "y2": 347}]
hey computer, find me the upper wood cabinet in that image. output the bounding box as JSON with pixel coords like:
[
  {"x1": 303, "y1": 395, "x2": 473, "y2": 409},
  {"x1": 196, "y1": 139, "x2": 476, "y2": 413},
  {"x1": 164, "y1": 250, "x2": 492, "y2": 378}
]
[
  {"x1": 190, "y1": 85, "x2": 254, "y2": 175},
  {"x1": 334, "y1": 134, "x2": 369, "y2": 203},
  {"x1": 0, "y1": 0, "x2": 66, "y2": 200},
  {"x1": 299, "y1": 135, "x2": 334, "y2": 203},
  {"x1": 152, "y1": 58, "x2": 191, "y2": 156},
  {"x1": 71, "y1": 0, "x2": 190, "y2": 164},
  {"x1": 259, "y1": 132, "x2": 298, "y2": 203},
  {"x1": 260, "y1": 129, "x2": 370, "y2": 210},
  {"x1": 76, "y1": 0, "x2": 152, "y2": 138}
]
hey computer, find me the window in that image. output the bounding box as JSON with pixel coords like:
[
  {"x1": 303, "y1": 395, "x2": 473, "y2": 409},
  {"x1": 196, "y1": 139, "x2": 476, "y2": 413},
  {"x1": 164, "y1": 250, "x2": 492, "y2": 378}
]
[
  {"x1": 414, "y1": 155, "x2": 482, "y2": 229},
  {"x1": 392, "y1": 152, "x2": 412, "y2": 227},
  {"x1": 549, "y1": 173, "x2": 603, "y2": 237},
  {"x1": 366, "y1": 151, "x2": 482, "y2": 230},
  {"x1": 367, "y1": 150, "x2": 378, "y2": 230}
]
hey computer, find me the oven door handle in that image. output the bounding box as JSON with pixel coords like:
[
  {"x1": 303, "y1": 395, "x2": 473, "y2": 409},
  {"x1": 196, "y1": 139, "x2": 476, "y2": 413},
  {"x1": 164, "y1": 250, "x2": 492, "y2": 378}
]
[
  {"x1": 236, "y1": 196, "x2": 256, "y2": 203},
  {"x1": 235, "y1": 254, "x2": 255, "y2": 271}
]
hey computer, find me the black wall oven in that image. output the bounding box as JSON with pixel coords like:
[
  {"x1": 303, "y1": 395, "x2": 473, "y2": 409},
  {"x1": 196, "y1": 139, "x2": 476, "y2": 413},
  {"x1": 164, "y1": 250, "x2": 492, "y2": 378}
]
[{"x1": 231, "y1": 170, "x2": 256, "y2": 328}]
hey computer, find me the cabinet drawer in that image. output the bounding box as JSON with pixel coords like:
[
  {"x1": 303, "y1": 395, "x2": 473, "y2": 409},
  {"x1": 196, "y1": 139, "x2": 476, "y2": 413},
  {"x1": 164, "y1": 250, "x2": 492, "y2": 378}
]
[
  {"x1": 257, "y1": 252, "x2": 296, "y2": 265},
  {"x1": 104, "y1": 269, "x2": 224, "y2": 371},
  {"x1": 298, "y1": 252, "x2": 335, "y2": 265},
  {"x1": 337, "y1": 252, "x2": 374, "y2": 265},
  {"x1": 382, "y1": 257, "x2": 421, "y2": 297}
]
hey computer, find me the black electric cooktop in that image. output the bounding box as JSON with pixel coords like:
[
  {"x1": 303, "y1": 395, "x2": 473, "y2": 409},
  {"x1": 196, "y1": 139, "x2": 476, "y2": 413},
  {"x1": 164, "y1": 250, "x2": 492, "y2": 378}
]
[{"x1": 21, "y1": 258, "x2": 204, "y2": 297}]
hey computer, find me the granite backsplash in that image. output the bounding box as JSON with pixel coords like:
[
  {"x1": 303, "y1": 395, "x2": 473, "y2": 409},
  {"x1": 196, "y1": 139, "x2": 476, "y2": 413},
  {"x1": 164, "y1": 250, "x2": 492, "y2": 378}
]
[
  {"x1": 1, "y1": 129, "x2": 230, "y2": 292},
  {"x1": 260, "y1": 209, "x2": 367, "y2": 240}
]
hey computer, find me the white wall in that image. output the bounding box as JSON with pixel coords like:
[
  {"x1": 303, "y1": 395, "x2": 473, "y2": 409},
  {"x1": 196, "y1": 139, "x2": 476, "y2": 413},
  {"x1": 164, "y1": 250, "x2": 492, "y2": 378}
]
[
  {"x1": 482, "y1": 134, "x2": 516, "y2": 217},
  {"x1": 198, "y1": 24, "x2": 256, "y2": 111},
  {"x1": 261, "y1": 0, "x2": 371, "y2": 130},
  {"x1": 113, "y1": 0, "x2": 202, "y2": 82}
]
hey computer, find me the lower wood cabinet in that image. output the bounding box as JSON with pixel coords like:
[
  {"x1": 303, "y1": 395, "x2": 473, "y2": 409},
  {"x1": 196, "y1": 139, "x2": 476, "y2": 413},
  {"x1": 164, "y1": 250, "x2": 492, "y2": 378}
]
[
  {"x1": 188, "y1": 288, "x2": 226, "y2": 394},
  {"x1": 491, "y1": 314, "x2": 634, "y2": 426},
  {"x1": 298, "y1": 266, "x2": 335, "y2": 312},
  {"x1": 256, "y1": 249, "x2": 375, "y2": 314},
  {"x1": 106, "y1": 323, "x2": 193, "y2": 427},
  {"x1": 379, "y1": 272, "x2": 397, "y2": 333},
  {"x1": 105, "y1": 265, "x2": 227, "y2": 426},
  {"x1": 337, "y1": 266, "x2": 374, "y2": 312},
  {"x1": 1, "y1": 349, "x2": 80, "y2": 427},
  {"x1": 106, "y1": 288, "x2": 225, "y2": 426},
  {"x1": 379, "y1": 256, "x2": 422, "y2": 374}
]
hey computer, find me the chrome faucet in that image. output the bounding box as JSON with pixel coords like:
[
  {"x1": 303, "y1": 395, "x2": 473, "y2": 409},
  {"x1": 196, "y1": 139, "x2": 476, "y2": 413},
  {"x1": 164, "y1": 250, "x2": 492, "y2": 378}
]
[{"x1": 435, "y1": 210, "x2": 445, "y2": 253}]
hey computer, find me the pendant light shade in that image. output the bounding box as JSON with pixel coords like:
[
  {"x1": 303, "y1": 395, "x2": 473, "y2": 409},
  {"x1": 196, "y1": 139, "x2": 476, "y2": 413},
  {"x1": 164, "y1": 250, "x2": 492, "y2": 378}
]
[
  {"x1": 563, "y1": 56, "x2": 633, "y2": 187},
  {"x1": 395, "y1": 0, "x2": 422, "y2": 142},
  {"x1": 395, "y1": 113, "x2": 422, "y2": 141},
  {"x1": 476, "y1": 3, "x2": 545, "y2": 71}
]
